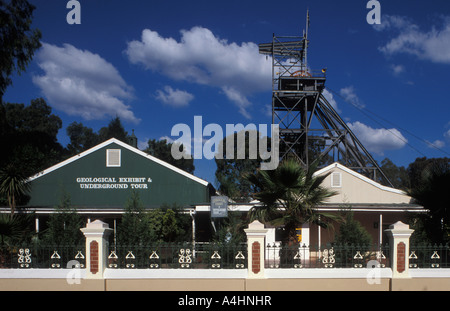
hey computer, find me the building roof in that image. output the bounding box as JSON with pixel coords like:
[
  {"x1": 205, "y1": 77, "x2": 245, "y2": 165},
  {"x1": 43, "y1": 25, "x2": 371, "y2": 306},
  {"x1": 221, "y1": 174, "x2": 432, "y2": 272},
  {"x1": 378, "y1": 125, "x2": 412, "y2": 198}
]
[
  {"x1": 196, "y1": 162, "x2": 425, "y2": 214},
  {"x1": 313, "y1": 162, "x2": 414, "y2": 205},
  {"x1": 24, "y1": 138, "x2": 213, "y2": 209},
  {"x1": 28, "y1": 138, "x2": 209, "y2": 186}
]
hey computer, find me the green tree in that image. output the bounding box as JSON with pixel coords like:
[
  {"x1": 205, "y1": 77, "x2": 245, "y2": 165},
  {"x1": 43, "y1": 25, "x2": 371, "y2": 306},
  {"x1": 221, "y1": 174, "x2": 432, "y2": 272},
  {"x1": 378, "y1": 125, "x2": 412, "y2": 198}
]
[
  {"x1": 407, "y1": 157, "x2": 450, "y2": 243},
  {"x1": 0, "y1": 0, "x2": 42, "y2": 100},
  {"x1": 65, "y1": 117, "x2": 138, "y2": 157},
  {"x1": 379, "y1": 158, "x2": 409, "y2": 189},
  {"x1": 98, "y1": 116, "x2": 129, "y2": 143},
  {"x1": 145, "y1": 139, "x2": 195, "y2": 174},
  {"x1": 0, "y1": 213, "x2": 34, "y2": 245},
  {"x1": 408, "y1": 214, "x2": 432, "y2": 245},
  {"x1": 142, "y1": 209, "x2": 163, "y2": 242},
  {"x1": 44, "y1": 193, "x2": 84, "y2": 245},
  {"x1": 215, "y1": 130, "x2": 270, "y2": 203},
  {"x1": 117, "y1": 193, "x2": 191, "y2": 244},
  {"x1": 117, "y1": 190, "x2": 150, "y2": 245},
  {"x1": 65, "y1": 121, "x2": 100, "y2": 156},
  {"x1": 0, "y1": 163, "x2": 30, "y2": 216},
  {"x1": 334, "y1": 209, "x2": 372, "y2": 246},
  {"x1": 169, "y1": 205, "x2": 193, "y2": 242},
  {"x1": 160, "y1": 209, "x2": 180, "y2": 242},
  {"x1": 246, "y1": 158, "x2": 338, "y2": 243},
  {"x1": 211, "y1": 212, "x2": 247, "y2": 244},
  {"x1": 0, "y1": 98, "x2": 63, "y2": 176},
  {"x1": 145, "y1": 205, "x2": 191, "y2": 243}
]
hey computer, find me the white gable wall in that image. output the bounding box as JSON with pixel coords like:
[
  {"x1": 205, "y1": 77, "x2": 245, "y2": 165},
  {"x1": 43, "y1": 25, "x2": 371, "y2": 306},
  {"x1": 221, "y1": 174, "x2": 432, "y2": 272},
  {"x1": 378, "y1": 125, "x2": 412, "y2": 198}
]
[{"x1": 314, "y1": 163, "x2": 412, "y2": 205}]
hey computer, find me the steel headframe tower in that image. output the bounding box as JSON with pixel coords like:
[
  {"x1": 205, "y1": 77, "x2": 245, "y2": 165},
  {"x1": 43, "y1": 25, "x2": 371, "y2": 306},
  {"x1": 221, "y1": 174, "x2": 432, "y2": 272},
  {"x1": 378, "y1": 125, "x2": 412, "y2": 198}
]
[{"x1": 258, "y1": 11, "x2": 392, "y2": 186}]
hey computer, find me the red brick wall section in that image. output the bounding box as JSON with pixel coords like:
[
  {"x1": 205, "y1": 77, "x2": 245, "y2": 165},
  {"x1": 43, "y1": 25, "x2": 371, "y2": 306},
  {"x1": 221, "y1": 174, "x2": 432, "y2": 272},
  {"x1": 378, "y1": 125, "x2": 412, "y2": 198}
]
[
  {"x1": 90, "y1": 241, "x2": 99, "y2": 274},
  {"x1": 397, "y1": 242, "x2": 406, "y2": 273},
  {"x1": 252, "y1": 241, "x2": 260, "y2": 274}
]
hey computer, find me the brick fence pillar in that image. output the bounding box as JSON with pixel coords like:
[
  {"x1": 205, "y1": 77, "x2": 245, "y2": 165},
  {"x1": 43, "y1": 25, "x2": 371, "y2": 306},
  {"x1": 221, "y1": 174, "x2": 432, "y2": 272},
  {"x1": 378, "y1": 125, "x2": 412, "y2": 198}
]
[
  {"x1": 80, "y1": 220, "x2": 113, "y2": 279},
  {"x1": 244, "y1": 220, "x2": 268, "y2": 279},
  {"x1": 385, "y1": 221, "x2": 414, "y2": 279}
]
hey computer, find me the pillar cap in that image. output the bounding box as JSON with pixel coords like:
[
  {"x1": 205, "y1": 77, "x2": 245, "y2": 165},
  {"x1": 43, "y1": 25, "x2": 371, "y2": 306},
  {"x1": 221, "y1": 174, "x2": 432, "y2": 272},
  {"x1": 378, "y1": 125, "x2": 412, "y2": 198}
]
[
  {"x1": 80, "y1": 219, "x2": 113, "y2": 235},
  {"x1": 86, "y1": 220, "x2": 110, "y2": 229},
  {"x1": 248, "y1": 220, "x2": 265, "y2": 229},
  {"x1": 388, "y1": 221, "x2": 409, "y2": 230},
  {"x1": 384, "y1": 221, "x2": 414, "y2": 236},
  {"x1": 244, "y1": 220, "x2": 268, "y2": 234}
]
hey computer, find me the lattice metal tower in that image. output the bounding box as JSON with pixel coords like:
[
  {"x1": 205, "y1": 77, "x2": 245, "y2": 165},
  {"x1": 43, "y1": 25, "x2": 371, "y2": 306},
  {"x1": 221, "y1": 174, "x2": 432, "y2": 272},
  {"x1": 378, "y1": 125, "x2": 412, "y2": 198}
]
[{"x1": 259, "y1": 11, "x2": 392, "y2": 186}]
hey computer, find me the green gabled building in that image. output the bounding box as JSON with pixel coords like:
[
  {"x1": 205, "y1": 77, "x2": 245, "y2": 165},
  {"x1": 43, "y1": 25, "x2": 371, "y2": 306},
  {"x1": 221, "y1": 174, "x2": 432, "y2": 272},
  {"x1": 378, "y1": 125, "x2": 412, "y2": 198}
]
[{"x1": 20, "y1": 138, "x2": 216, "y2": 239}]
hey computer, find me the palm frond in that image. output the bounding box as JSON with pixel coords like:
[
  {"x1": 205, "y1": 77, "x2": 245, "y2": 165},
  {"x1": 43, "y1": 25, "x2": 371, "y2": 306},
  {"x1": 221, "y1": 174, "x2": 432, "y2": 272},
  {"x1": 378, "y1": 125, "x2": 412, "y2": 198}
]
[
  {"x1": 245, "y1": 158, "x2": 339, "y2": 240},
  {"x1": 0, "y1": 164, "x2": 31, "y2": 216}
]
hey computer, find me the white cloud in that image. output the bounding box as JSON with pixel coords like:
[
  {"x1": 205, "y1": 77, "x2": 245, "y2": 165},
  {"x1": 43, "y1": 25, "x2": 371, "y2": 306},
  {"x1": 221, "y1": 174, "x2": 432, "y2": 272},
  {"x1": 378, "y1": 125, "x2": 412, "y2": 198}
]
[
  {"x1": 33, "y1": 43, "x2": 139, "y2": 123},
  {"x1": 390, "y1": 64, "x2": 405, "y2": 76},
  {"x1": 339, "y1": 86, "x2": 364, "y2": 108},
  {"x1": 426, "y1": 139, "x2": 445, "y2": 149},
  {"x1": 138, "y1": 137, "x2": 149, "y2": 150},
  {"x1": 376, "y1": 15, "x2": 450, "y2": 64},
  {"x1": 264, "y1": 104, "x2": 272, "y2": 118},
  {"x1": 221, "y1": 86, "x2": 252, "y2": 119},
  {"x1": 125, "y1": 26, "x2": 272, "y2": 118},
  {"x1": 156, "y1": 86, "x2": 194, "y2": 107},
  {"x1": 159, "y1": 136, "x2": 174, "y2": 144},
  {"x1": 445, "y1": 129, "x2": 450, "y2": 141},
  {"x1": 439, "y1": 128, "x2": 450, "y2": 149},
  {"x1": 167, "y1": 133, "x2": 194, "y2": 156},
  {"x1": 373, "y1": 15, "x2": 413, "y2": 32},
  {"x1": 322, "y1": 88, "x2": 340, "y2": 112},
  {"x1": 347, "y1": 121, "x2": 408, "y2": 155}
]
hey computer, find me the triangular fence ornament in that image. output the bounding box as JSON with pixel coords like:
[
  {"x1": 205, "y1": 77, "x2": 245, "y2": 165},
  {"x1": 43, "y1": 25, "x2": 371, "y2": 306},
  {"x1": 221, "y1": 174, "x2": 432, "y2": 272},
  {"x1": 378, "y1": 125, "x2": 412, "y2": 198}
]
[
  {"x1": 353, "y1": 251, "x2": 363, "y2": 259},
  {"x1": 51, "y1": 251, "x2": 61, "y2": 259},
  {"x1": 108, "y1": 250, "x2": 118, "y2": 259},
  {"x1": 149, "y1": 251, "x2": 159, "y2": 259},
  {"x1": 409, "y1": 251, "x2": 418, "y2": 259},
  {"x1": 126, "y1": 251, "x2": 135, "y2": 259},
  {"x1": 431, "y1": 251, "x2": 440, "y2": 259},
  {"x1": 235, "y1": 251, "x2": 245, "y2": 259},
  {"x1": 75, "y1": 251, "x2": 85, "y2": 259},
  {"x1": 211, "y1": 251, "x2": 221, "y2": 259}
]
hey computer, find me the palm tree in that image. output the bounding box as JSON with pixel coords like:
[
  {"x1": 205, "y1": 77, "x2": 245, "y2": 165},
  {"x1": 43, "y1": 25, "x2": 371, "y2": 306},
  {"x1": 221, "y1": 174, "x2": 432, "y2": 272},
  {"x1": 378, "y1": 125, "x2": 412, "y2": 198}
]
[
  {"x1": 0, "y1": 213, "x2": 35, "y2": 245},
  {"x1": 0, "y1": 163, "x2": 31, "y2": 217},
  {"x1": 245, "y1": 158, "x2": 338, "y2": 243},
  {"x1": 0, "y1": 214, "x2": 22, "y2": 245}
]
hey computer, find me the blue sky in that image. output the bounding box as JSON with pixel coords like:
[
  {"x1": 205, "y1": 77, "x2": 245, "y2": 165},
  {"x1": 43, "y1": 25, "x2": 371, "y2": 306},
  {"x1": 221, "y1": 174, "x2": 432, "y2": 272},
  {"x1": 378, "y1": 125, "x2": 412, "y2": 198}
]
[{"x1": 3, "y1": 0, "x2": 450, "y2": 186}]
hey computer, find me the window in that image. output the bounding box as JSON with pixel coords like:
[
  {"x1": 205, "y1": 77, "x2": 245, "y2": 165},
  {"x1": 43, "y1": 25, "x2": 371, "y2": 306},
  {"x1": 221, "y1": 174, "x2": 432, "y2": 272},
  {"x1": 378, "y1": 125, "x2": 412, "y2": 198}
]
[
  {"x1": 106, "y1": 149, "x2": 121, "y2": 167},
  {"x1": 331, "y1": 172, "x2": 342, "y2": 188}
]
